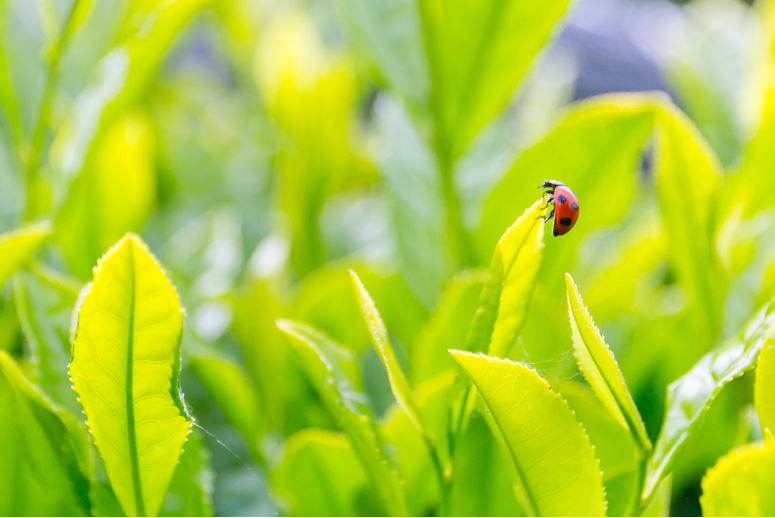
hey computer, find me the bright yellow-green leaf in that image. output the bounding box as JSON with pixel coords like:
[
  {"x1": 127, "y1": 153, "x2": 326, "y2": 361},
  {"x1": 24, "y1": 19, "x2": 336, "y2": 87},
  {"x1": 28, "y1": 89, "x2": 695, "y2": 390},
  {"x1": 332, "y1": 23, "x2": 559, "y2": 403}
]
[
  {"x1": 754, "y1": 331, "x2": 775, "y2": 436},
  {"x1": 0, "y1": 352, "x2": 89, "y2": 516},
  {"x1": 272, "y1": 429, "x2": 370, "y2": 517},
  {"x1": 643, "y1": 300, "x2": 775, "y2": 502},
  {"x1": 276, "y1": 319, "x2": 407, "y2": 516},
  {"x1": 565, "y1": 273, "x2": 651, "y2": 453},
  {"x1": 450, "y1": 350, "x2": 606, "y2": 517},
  {"x1": 653, "y1": 101, "x2": 724, "y2": 350},
  {"x1": 701, "y1": 441, "x2": 775, "y2": 517},
  {"x1": 70, "y1": 234, "x2": 191, "y2": 517},
  {"x1": 0, "y1": 222, "x2": 52, "y2": 289},
  {"x1": 467, "y1": 199, "x2": 545, "y2": 358}
]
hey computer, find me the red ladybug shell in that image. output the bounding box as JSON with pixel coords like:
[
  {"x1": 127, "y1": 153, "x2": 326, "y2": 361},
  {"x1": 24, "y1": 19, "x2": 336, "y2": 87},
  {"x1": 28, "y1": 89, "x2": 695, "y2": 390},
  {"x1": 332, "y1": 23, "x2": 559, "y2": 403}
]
[{"x1": 552, "y1": 185, "x2": 580, "y2": 236}]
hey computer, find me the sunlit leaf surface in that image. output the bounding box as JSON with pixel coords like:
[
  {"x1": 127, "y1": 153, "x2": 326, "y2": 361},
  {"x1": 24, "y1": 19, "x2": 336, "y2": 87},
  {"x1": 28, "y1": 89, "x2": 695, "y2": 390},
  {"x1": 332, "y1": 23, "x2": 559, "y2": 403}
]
[
  {"x1": 451, "y1": 350, "x2": 607, "y2": 516},
  {"x1": 70, "y1": 234, "x2": 191, "y2": 517},
  {"x1": 565, "y1": 273, "x2": 651, "y2": 453}
]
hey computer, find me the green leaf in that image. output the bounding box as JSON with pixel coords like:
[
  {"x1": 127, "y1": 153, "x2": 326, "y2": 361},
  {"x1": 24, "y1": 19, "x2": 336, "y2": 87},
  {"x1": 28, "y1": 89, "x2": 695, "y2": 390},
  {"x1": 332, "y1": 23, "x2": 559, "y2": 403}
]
[
  {"x1": 0, "y1": 351, "x2": 89, "y2": 516},
  {"x1": 755, "y1": 331, "x2": 775, "y2": 436},
  {"x1": 0, "y1": 222, "x2": 52, "y2": 290},
  {"x1": 653, "y1": 101, "x2": 724, "y2": 349},
  {"x1": 419, "y1": 0, "x2": 573, "y2": 159},
  {"x1": 412, "y1": 268, "x2": 488, "y2": 383},
  {"x1": 643, "y1": 300, "x2": 775, "y2": 502},
  {"x1": 272, "y1": 429, "x2": 371, "y2": 517},
  {"x1": 701, "y1": 441, "x2": 775, "y2": 517},
  {"x1": 69, "y1": 234, "x2": 191, "y2": 517},
  {"x1": 190, "y1": 355, "x2": 264, "y2": 464},
  {"x1": 450, "y1": 350, "x2": 607, "y2": 516},
  {"x1": 466, "y1": 199, "x2": 545, "y2": 358},
  {"x1": 276, "y1": 319, "x2": 407, "y2": 516},
  {"x1": 565, "y1": 273, "x2": 651, "y2": 453}
]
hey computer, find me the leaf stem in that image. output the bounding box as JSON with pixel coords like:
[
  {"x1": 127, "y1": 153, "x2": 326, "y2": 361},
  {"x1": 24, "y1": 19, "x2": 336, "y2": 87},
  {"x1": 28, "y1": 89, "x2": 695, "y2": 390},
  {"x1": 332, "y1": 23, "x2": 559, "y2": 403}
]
[
  {"x1": 628, "y1": 449, "x2": 648, "y2": 517},
  {"x1": 23, "y1": 0, "x2": 82, "y2": 222}
]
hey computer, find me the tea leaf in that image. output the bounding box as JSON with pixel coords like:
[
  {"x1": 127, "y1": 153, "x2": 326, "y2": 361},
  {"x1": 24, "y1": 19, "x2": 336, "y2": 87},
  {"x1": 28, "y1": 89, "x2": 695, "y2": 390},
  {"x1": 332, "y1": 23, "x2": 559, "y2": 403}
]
[
  {"x1": 565, "y1": 273, "x2": 651, "y2": 453},
  {"x1": 70, "y1": 234, "x2": 191, "y2": 517},
  {"x1": 0, "y1": 222, "x2": 52, "y2": 289},
  {"x1": 701, "y1": 441, "x2": 775, "y2": 517},
  {"x1": 450, "y1": 350, "x2": 607, "y2": 516},
  {"x1": 276, "y1": 319, "x2": 407, "y2": 516},
  {"x1": 643, "y1": 300, "x2": 775, "y2": 501}
]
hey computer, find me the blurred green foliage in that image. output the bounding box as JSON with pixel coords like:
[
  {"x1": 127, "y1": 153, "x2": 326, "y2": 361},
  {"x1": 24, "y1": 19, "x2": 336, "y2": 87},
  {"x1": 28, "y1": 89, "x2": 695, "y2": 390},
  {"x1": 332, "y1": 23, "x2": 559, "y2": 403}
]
[{"x1": 2, "y1": 0, "x2": 775, "y2": 516}]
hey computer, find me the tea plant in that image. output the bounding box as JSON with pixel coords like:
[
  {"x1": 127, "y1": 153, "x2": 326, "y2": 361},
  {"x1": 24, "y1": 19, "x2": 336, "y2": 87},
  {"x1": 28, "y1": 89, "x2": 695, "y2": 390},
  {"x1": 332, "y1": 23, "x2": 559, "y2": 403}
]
[{"x1": 1, "y1": 0, "x2": 775, "y2": 516}]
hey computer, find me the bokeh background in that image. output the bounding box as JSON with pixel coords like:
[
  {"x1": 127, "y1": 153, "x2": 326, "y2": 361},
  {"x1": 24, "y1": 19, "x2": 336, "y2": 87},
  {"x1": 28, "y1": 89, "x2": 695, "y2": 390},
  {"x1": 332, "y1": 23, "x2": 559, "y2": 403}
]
[{"x1": 1, "y1": 0, "x2": 773, "y2": 515}]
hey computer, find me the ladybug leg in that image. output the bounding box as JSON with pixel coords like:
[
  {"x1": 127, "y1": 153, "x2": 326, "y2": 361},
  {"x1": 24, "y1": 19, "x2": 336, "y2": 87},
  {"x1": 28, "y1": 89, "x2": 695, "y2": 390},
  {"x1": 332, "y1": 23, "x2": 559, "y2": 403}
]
[
  {"x1": 540, "y1": 191, "x2": 554, "y2": 209},
  {"x1": 543, "y1": 208, "x2": 555, "y2": 223}
]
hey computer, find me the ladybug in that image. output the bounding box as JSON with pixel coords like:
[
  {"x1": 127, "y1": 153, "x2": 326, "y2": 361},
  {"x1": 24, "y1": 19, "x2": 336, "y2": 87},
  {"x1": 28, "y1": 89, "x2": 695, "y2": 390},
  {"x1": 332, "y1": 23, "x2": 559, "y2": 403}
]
[{"x1": 540, "y1": 180, "x2": 580, "y2": 236}]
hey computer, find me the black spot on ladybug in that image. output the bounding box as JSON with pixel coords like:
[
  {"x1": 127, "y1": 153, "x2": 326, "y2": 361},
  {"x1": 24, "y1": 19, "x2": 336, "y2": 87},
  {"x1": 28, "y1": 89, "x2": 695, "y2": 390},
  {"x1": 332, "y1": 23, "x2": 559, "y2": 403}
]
[
  {"x1": 560, "y1": 217, "x2": 572, "y2": 226},
  {"x1": 570, "y1": 202, "x2": 579, "y2": 211},
  {"x1": 557, "y1": 194, "x2": 567, "y2": 204}
]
